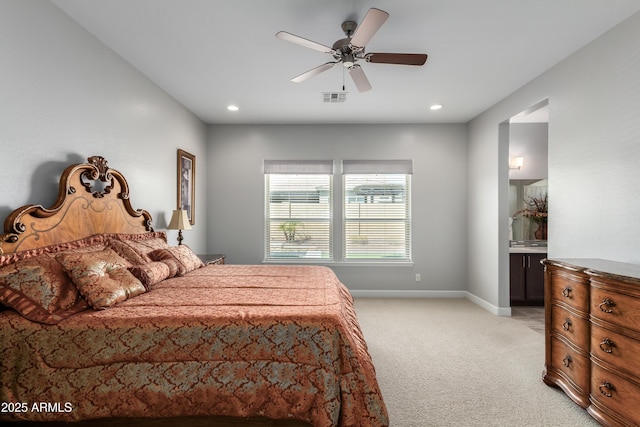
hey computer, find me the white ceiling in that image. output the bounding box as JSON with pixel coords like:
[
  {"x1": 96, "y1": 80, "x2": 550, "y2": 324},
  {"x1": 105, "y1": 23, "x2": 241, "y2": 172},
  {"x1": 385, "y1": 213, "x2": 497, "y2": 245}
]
[{"x1": 51, "y1": 0, "x2": 640, "y2": 125}]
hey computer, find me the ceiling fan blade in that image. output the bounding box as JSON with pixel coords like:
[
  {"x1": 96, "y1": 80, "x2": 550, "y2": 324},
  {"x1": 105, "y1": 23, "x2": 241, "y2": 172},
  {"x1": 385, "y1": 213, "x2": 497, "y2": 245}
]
[
  {"x1": 291, "y1": 62, "x2": 339, "y2": 83},
  {"x1": 348, "y1": 64, "x2": 372, "y2": 92},
  {"x1": 350, "y1": 8, "x2": 389, "y2": 49},
  {"x1": 367, "y1": 53, "x2": 428, "y2": 66},
  {"x1": 276, "y1": 31, "x2": 335, "y2": 54}
]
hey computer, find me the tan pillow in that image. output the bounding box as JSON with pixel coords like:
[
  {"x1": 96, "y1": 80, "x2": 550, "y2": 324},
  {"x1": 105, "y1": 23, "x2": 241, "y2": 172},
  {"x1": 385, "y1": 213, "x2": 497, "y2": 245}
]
[
  {"x1": 170, "y1": 245, "x2": 204, "y2": 273},
  {"x1": 129, "y1": 261, "x2": 172, "y2": 289},
  {"x1": 0, "y1": 255, "x2": 88, "y2": 324},
  {"x1": 149, "y1": 245, "x2": 203, "y2": 276},
  {"x1": 117, "y1": 238, "x2": 170, "y2": 263},
  {"x1": 106, "y1": 238, "x2": 148, "y2": 265},
  {"x1": 56, "y1": 248, "x2": 145, "y2": 310}
]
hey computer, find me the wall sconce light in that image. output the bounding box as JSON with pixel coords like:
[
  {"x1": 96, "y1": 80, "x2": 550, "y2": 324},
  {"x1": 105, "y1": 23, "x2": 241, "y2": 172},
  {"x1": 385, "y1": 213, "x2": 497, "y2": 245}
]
[
  {"x1": 167, "y1": 209, "x2": 192, "y2": 245},
  {"x1": 509, "y1": 157, "x2": 524, "y2": 170}
]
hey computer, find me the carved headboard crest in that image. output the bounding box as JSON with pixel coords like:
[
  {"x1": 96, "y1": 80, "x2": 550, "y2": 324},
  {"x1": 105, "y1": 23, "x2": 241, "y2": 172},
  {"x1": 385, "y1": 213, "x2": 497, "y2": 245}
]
[
  {"x1": 80, "y1": 155, "x2": 116, "y2": 198},
  {"x1": 1, "y1": 156, "x2": 154, "y2": 254}
]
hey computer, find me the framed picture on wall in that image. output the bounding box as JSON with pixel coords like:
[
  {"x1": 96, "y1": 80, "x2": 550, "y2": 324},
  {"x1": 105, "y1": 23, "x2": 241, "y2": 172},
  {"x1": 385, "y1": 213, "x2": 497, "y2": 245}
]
[{"x1": 177, "y1": 149, "x2": 196, "y2": 225}]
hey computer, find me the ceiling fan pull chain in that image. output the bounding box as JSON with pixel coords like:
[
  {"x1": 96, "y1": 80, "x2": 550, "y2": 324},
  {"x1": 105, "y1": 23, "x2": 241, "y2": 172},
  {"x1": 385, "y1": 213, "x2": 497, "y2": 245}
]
[{"x1": 342, "y1": 66, "x2": 346, "y2": 91}]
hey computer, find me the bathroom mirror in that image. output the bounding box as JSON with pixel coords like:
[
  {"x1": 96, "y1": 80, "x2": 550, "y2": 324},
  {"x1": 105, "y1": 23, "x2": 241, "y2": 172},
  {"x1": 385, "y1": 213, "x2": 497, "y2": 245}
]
[{"x1": 509, "y1": 179, "x2": 548, "y2": 241}]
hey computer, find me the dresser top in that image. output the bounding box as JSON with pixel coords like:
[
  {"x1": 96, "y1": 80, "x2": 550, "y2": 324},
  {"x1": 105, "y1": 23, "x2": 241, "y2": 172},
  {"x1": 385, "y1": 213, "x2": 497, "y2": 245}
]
[{"x1": 545, "y1": 258, "x2": 640, "y2": 283}]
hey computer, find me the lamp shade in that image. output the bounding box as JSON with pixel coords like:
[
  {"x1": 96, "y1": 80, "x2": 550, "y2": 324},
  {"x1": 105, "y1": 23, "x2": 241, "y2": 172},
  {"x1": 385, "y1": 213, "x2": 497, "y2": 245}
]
[
  {"x1": 167, "y1": 209, "x2": 192, "y2": 230},
  {"x1": 509, "y1": 156, "x2": 524, "y2": 170}
]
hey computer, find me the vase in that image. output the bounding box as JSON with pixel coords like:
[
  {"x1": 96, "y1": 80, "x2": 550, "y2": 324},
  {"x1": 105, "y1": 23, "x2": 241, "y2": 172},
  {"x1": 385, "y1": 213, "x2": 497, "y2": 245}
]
[{"x1": 534, "y1": 222, "x2": 547, "y2": 240}]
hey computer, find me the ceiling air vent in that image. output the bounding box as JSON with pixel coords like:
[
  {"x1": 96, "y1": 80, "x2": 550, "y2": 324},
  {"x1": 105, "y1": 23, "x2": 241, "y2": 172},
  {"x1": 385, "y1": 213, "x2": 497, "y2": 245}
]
[{"x1": 322, "y1": 92, "x2": 347, "y2": 103}]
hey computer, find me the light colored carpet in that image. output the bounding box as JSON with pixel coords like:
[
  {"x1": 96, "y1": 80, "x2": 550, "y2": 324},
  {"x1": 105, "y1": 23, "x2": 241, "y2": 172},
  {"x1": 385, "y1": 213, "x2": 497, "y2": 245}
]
[{"x1": 353, "y1": 298, "x2": 599, "y2": 427}]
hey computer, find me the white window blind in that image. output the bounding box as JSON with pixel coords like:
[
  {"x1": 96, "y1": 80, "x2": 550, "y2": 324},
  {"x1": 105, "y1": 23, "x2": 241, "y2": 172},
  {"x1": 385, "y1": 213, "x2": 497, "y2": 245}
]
[
  {"x1": 264, "y1": 160, "x2": 333, "y2": 260},
  {"x1": 343, "y1": 160, "x2": 412, "y2": 261}
]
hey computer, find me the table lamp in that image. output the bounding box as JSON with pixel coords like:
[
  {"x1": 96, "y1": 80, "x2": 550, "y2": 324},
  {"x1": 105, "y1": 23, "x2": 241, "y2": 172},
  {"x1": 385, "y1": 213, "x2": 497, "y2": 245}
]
[{"x1": 167, "y1": 209, "x2": 191, "y2": 245}]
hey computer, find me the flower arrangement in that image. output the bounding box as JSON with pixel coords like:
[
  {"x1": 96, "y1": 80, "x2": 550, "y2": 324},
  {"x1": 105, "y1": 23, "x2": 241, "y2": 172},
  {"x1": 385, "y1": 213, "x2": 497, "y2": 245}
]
[
  {"x1": 514, "y1": 193, "x2": 548, "y2": 223},
  {"x1": 513, "y1": 193, "x2": 549, "y2": 224},
  {"x1": 513, "y1": 193, "x2": 548, "y2": 239}
]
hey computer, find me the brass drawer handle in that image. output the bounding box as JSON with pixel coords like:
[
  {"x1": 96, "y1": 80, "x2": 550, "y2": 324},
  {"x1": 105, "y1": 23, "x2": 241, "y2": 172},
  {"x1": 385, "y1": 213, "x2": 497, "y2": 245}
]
[
  {"x1": 599, "y1": 338, "x2": 615, "y2": 354},
  {"x1": 562, "y1": 355, "x2": 572, "y2": 368},
  {"x1": 599, "y1": 298, "x2": 616, "y2": 313},
  {"x1": 599, "y1": 382, "x2": 615, "y2": 398},
  {"x1": 562, "y1": 287, "x2": 572, "y2": 298},
  {"x1": 562, "y1": 319, "x2": 572, "y2": 331}
]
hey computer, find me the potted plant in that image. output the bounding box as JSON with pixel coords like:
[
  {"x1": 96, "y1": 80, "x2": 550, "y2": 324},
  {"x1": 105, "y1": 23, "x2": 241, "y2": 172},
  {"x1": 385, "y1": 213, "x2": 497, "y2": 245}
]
[
  {"x1": 279, "y1": 221, "x2": 299, "y2": 243},
  {"x1": 279, "y1": 221, "x2": 311, "y2": 243}
]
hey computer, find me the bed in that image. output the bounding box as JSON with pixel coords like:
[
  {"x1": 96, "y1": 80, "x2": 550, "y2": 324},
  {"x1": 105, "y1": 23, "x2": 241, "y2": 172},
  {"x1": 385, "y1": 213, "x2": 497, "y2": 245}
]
[{"x1": 0, "y1": 156, "x2": 388, "y2": 427}]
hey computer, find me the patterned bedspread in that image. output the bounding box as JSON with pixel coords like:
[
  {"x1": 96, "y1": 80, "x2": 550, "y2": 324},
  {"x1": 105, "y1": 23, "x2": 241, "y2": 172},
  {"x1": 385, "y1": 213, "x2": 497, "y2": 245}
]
[{"x1": 0, "y1": 265, "x2": 388, "y2": 426}]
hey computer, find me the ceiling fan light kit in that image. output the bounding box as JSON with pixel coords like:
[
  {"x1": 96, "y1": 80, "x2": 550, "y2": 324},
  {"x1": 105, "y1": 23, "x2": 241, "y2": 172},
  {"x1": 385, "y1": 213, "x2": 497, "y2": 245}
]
[{"x1": 276, "y1": 8, "x2": 428, "y2": 92}]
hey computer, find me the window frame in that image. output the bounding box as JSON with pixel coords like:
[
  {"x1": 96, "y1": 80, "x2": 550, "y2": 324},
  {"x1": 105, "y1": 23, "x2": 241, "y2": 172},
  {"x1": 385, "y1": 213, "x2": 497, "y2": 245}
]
[
  {"x1": 263, "y1": 160, "x2": 334, "y2": 262},
  {"x1": 262, "y1": 159, "x2": 413, "y2": 265},
  {"x1": 342, "y1": 160, "x2": 412, "y2": 263}
]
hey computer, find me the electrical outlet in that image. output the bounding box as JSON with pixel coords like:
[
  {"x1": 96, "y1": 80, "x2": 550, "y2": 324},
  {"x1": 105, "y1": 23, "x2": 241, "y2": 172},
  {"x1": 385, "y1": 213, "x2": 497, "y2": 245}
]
[{"x1": 415, "y1": 273, "x2": 421, "y2": 282}]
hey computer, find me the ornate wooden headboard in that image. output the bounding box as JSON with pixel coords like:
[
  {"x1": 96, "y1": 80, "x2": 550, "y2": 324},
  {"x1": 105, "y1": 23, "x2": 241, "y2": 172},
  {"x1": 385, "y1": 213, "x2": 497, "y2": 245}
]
[{"x1": 1, "y1": 156, "x2": 153, "y2": 254}]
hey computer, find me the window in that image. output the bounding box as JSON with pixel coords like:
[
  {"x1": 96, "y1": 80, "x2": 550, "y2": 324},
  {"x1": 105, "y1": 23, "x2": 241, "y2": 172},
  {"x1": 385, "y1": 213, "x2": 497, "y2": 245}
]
[
  {"x1": 264, "y1": 160, "x2": 333, "y2": 260},
  {"x1": 343, "y1": 160, "x2": 412, "y2": 261}
]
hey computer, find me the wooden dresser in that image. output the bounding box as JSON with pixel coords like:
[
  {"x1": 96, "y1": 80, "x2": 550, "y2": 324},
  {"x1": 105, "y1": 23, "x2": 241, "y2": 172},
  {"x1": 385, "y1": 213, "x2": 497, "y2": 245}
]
[{"x1": 543, "y1": 259, "x2": 640, "y2": 427}]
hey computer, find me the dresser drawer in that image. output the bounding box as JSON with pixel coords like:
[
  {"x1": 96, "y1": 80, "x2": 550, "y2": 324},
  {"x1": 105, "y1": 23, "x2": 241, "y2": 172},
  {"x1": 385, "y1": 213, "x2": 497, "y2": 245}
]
[
  {"x1": 591, "y1": 323, "x2": 640, "y2": 374},
  {"x1": 551, "y1": 304, "x2": 589, "y2": 349},
  {"x1": 590, "y1": 362, "x2": 640, "y2": 426},
  {"x1": 549, "y1": 336, "x2": 590, "y2": 396},
  {"x1": 549, "y1": 272, "x2": 589, "y2": 313},
  {"x1": 591, "y1": 287, "x2": 640, "y2": 330}
]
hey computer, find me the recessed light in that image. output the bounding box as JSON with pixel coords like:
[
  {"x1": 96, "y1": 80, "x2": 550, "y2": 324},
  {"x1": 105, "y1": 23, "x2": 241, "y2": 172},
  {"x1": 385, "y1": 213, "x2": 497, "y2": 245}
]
[
  {"x1": 430, "y1": 104, "x2": 443, "y2": 110},
  {"x1": 227, "y1": 105, "x2": 239, "y2": 111}
]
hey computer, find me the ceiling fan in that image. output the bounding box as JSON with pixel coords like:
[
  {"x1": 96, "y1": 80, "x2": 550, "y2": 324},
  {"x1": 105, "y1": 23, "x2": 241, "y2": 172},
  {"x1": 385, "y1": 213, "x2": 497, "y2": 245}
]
[{"x1": 275, "y1": 8, "x2": 428, "y2": 92}]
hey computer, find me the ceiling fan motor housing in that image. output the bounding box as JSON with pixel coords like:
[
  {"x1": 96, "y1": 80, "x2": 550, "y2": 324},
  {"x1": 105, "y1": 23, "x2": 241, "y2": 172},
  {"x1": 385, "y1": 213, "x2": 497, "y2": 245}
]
[
  {"x1": 332, "y1": 37, "x2": 352, "y2": 53},
  {"x1": 334, "y1": 21, "x2": 365, "y2": 66}
]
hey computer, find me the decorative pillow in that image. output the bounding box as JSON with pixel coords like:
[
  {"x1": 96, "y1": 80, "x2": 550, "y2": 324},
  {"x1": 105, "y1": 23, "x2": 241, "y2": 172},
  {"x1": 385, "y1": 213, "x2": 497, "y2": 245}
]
[
  {"x1": 0, "y1": 254, "x2": 88, "y2": 324},
  {"x1": 149, "y1": 245, "x2": 204, "y2": 277},
  {"x1": 56, "y1": 248, "x2": 145, "y2": 310},
  {"x1": 113, "y1": 238, "x2": 170, "y2": 263},
  {"x1": 159, "y1": 258, "x2": 181, "y2": 278},
  {"x1": 149, "y1": 249, "x2": 186, "y2": 276},
  {"x1": 106, "y1": 239, "x2": 149, "y2": 265},
  {"x1": 171, "y1": 245, "x2": 204, "y2": 272},
  {"x1": 129, "y1": 262, "x2": 172, "y2": 290},
  {"x1": 0, "y1": 234, "x2": 108, "y2": 268},
  {"x1": 114, "y1": 231, "x2": 168, "y2": 243}
]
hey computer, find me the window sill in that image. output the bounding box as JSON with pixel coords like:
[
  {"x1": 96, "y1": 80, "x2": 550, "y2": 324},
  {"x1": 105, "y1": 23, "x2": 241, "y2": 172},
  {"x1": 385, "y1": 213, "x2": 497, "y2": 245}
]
[{"x1": 262, "y1": 259, "x2": 414, "y2": 267}]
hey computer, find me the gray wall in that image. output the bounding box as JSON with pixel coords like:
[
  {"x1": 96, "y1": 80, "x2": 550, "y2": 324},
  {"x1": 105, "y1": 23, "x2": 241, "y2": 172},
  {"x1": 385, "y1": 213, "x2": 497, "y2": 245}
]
[
  {"x1": 207, "y1": 124, "x2": 468, "y2": 293},
  {"x1": 508, "y1": 123, "x2": 548, "y2": 181},
  {"x1": 0, "y1": 0, "x2": 208, "y2": 253},
  {"x1": 467, "y1": 11, "x2": 640, "y2": 312}
]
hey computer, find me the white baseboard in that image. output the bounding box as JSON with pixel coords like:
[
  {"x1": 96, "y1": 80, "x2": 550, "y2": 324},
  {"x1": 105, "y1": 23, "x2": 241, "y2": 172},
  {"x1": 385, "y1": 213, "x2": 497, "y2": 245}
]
[
  {"x1": 349, "y1": 289, "x2": 512, "y2": 317},
  {"x1": 349, "y1": 290, "x2": 467, "y2": 298},
  {"x1": 464, "y1": 291, "x2": 512, "y2": 317}
]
